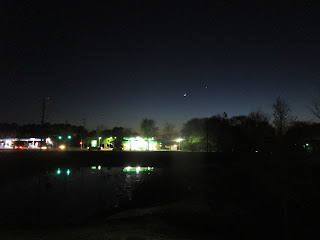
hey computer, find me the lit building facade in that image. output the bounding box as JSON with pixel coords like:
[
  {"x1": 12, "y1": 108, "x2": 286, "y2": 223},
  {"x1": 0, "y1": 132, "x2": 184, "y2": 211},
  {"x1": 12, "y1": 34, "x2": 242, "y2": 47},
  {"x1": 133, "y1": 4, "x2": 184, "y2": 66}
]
[
  {"x1": 123, "y1": 137, "x2": 160, "y2": 151},
  {"x1": 0, "y1": 138, "x2": 52, "y2": 149}
]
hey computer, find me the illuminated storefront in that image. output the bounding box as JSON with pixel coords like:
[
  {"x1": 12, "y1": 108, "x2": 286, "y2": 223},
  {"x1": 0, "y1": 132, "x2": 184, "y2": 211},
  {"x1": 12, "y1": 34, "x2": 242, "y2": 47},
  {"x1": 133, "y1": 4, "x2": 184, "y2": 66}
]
[
  {"x1": 89, "y1": 137, "x2": 115, "y2": 150},
  {"x1": 0, "y1": 138, "x2": 18, "y2": 149},
  {"x1": 122, "y1": 137, "x2": 160, "y2": 151},
  {"x1": 0, "y1": 138, "x2": 52, "y2": 149}
]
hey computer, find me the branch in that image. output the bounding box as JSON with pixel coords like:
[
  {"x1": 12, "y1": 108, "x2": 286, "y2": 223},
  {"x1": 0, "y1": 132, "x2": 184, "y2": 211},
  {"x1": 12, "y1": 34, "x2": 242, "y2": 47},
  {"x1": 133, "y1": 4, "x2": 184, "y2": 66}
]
[{"x1": 310, "y1": 98, "x2": 320, "y2": 120}]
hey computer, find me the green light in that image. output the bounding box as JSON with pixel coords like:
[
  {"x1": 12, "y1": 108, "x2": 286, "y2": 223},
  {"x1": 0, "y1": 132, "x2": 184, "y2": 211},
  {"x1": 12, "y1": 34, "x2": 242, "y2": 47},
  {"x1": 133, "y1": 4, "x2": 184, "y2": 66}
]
[
  {"x1": 91, "y1": 166, "x2": 96, "y2": 169},
  {"x1": 58, "y1": 136, "x2": 62, "y2": 140},
  {"x1": 123, "y1": 166, "x2": 154, "y2": 172},
  {"x1": 57, "y1": 168, "x2": 61, "y2": 174},
  {"x1": 67, "y1": 135, "x2": 72, "y2": 139},
  {"x1": 66, "y1": 169, "x2": 70, "y2": 175}
]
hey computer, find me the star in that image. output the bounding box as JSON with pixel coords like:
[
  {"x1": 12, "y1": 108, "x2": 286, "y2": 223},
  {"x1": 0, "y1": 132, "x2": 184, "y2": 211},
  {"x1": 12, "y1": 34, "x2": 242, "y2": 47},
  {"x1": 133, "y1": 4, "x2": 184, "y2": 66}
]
[{"x1": 183, "y1": 93, "x2": 187, "y2": 97}]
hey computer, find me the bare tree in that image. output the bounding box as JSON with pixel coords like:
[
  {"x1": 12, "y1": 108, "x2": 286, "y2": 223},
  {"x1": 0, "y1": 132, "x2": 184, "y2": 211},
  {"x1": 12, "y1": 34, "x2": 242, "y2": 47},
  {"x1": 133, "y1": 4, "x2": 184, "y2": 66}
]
[
  {"x1": 161, "y1": 122, "x2": 178, "y2": 145},
  {"x1": 310, "y1": 96, "x2": 320, "y2": 120},
  {"x1": 248, "y1": 109, "x2": 270, "y2": 127},
  {"x1": 272, "y1": 97, "x2": 295, "y2": 135},
  {"x1": 140, "y1": 118, "x2": 159, "y2": 137},
  {"x1": 163, "y1": 122, "x2": 176, "y2": 139}
]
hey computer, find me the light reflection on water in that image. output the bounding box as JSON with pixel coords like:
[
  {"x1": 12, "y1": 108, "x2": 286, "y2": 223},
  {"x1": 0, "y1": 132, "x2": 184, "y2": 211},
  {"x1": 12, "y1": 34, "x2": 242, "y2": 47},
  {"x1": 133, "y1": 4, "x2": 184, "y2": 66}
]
[{"x1": 0, "y1": 166, "x2": 165, "y2": 228}]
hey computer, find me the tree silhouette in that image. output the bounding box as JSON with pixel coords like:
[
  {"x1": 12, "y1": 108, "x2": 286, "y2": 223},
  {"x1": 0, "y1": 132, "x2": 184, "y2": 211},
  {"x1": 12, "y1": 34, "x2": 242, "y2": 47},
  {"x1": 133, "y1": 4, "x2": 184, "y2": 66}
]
[
  {"x1": 161, "y1": 122, "x2": 177, "y2": 145},
  {"x1": 140, "y1": 118, "x2": 159, "y2": 137},
  {"x1": 181, "y1": 118, "x2": 206, "y2": 151},
  {"x1": 310, "y1": 96, "x2": 320, "y2": 120},
  {"x1": 272, "y1": 97, "x2": 295, "y2": 136}
]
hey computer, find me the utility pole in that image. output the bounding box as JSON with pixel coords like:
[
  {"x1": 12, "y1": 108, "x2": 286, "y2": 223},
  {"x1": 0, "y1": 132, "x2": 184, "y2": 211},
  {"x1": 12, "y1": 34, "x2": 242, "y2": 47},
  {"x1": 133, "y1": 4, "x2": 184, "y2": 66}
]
[
  {"x1": 41, "y1": 97, "x2": 49, "y2": 149},
  {"x1": 206, "y1": 117, "x2": 209, "y2": 152},
  {"x1": 41, "y1": 97, "x2": 45, "y2": 125},
  {"x1": 82, "y1": 118, "x2": 86, "y2": 149}
]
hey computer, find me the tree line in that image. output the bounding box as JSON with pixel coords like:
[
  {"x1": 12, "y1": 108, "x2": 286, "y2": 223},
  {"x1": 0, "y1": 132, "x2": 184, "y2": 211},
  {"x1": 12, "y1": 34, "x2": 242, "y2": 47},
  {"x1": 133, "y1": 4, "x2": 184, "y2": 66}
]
[
  {"x1": 1, "y1": 96, "x2": 320, "y2": 151},
  {"x1": 180, "y1": 97, "x2": 320, "y2": 153},
  {"x1": 140, "y1": 97, "x2": 320, "y2": 153}
]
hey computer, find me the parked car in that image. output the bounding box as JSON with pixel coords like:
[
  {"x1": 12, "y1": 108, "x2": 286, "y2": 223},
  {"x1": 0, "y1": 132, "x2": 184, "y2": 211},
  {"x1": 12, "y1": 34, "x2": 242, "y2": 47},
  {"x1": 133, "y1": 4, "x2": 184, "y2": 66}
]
[
  {"x1": 14, "y1": 141, "x2": 27, "y2": 150},
  {"x1": 15, "y1": 145, "x2": 27, "y2": 150}
]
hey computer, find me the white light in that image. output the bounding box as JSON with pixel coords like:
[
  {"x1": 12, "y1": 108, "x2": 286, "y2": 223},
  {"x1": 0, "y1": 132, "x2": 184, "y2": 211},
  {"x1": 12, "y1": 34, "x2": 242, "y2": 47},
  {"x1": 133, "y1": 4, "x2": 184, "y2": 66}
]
[
  {"x1": 136, "y1": 166, "x2": 141, "y2": 174},
  {"x1": 91, "y1": 140, "x2": 97, "y2": 147},
  {"x1": 98, "y1": 165, "x2": 101, "y2": 170},
  {"x1": 59, "y1": 145, "x2": 65, "y2": 149},
  {"x1": 46, "y1": 137, "x2": 52, "y2": 144},
  {"x1": 175, "y1": 138, "x2": 183, "y2": 142},
  {"x1": 126, "y1": 166, "x2": 131, "y2": 171},
  {"x1": 5, "y1": 140, "x2": 12, "y2": 147}
]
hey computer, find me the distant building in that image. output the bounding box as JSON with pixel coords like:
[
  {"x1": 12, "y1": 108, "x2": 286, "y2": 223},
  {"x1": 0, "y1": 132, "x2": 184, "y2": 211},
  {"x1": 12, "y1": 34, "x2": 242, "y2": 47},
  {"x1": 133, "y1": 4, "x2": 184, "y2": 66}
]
[
  {"x1": 89, "y1": 137, "x2": 115, "y2": 151},
  {"x1": 0, "y1": 138, "x2": 19, "y2": 149},
  {"x1": 123, "y1": 137, "x2": 160, "y2": 151},
  {"x1": 169, "y1": 144, "x2": 178, "y2": 151},
  {"x1": 0, "y1": 138, "x2": 52, "y2": 149}
]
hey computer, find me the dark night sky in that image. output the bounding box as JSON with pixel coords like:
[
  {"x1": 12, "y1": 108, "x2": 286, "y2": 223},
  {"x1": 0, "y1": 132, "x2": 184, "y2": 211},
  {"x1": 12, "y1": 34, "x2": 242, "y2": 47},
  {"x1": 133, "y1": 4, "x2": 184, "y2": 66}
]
[{"x1": 1, "y1": 1, "x2": 320, "y2": 130}]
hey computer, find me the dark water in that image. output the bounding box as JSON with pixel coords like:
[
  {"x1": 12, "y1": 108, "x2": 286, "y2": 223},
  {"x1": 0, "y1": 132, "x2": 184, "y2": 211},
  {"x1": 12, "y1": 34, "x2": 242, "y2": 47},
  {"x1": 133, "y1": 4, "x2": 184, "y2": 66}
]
[
  {"x1": 1, "y1": 152, "x2": 320, "y2": 239},
  {"x1": 0, "y1": 164, "x2": 184, "y2": 229}
]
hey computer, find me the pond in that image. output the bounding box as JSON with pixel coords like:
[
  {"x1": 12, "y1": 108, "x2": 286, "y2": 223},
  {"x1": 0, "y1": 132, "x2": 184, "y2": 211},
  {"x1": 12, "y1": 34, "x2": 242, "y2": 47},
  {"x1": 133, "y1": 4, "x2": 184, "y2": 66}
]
[{"x1": 0, "y1": 164, "x2": 186, "y2": 229}]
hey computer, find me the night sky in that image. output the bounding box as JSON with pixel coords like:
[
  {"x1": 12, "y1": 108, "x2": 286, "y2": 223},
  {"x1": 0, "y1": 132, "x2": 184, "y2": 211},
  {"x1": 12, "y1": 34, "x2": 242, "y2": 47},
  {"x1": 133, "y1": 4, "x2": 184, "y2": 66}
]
[{"x1": 1, "y1": 1, "x2": 320, "y2": 130}]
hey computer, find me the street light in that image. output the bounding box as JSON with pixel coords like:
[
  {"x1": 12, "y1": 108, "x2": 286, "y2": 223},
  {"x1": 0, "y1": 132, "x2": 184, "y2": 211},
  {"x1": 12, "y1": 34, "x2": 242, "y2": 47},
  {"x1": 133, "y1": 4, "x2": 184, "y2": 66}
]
[{"x1": 175, "y1": 138, "x2": 183, "y2": 151}]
